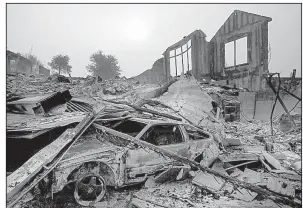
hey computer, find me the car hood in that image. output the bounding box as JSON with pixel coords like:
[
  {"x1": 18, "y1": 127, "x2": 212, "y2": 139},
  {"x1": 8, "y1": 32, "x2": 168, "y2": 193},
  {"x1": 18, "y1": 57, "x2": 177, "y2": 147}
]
[{"x1": 62, "y1": 137, "x2": 123, "y2": 161}]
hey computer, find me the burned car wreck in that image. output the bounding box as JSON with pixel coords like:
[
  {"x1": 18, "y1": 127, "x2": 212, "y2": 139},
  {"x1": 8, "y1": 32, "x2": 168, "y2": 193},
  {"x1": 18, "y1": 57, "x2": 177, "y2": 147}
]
[{"x1": 38, "y1": 117, "x2": 215, "y2": 206}]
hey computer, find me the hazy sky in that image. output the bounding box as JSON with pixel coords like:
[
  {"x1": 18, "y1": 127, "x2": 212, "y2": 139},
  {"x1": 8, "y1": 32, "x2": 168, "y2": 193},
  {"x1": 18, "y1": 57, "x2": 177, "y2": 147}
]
[{"x1": 7, "y1": 4, "x2": 301, "y2": 78}]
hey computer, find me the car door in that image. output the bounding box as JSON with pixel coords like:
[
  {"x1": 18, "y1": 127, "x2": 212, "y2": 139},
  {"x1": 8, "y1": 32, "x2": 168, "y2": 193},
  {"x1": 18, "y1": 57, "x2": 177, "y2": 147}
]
[
  {"x1": 182, "y1": 124, "x2": 219, "y2": 165},
  {"x1": 124, "y1": 123, "x2": 189, "y2": 184}
]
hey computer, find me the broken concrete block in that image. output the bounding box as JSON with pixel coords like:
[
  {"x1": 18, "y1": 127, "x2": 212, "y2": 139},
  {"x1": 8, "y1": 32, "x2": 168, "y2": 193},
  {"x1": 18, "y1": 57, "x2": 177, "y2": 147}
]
[
  {"x1": 237, "y1": 168, "x2": 261, "y2": 185},
  {"x1": 244, "y1": 146, "x2": 265, "y2": 154},
  {"x1": 267, "y1": 177, "x2": 295, "y2": 198},
  {"x1": 221, "y1": 138, "x2": 230, "y2": 147},
  {"x1": 231, "y1": 187, "x2": 258, "y2": 202},
  {"x1": 271, "y1": 153, "x2": 287, "y2": 160},
  {"x1": 262, "y1": 151, "x2": 284, "y2": 170},
  {"x1": 224, "y1": 138, "x2": 242, "y2": 146},
  {"x1": 192, "y1": 171, "x2": 225, "y2": 192},
  {"x1": 218, "y1": 153, "x2": 258, "y2": 163}
]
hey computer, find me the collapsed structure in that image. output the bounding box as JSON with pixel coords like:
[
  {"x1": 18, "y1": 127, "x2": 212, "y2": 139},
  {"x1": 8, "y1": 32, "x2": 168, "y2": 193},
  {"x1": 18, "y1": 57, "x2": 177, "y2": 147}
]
[
  {"x1": 6, "y1": 50, "x2": 51, "y2": 77},
  {"x1": 162, "y1": 10, "x2": 271, "y2": 91}
]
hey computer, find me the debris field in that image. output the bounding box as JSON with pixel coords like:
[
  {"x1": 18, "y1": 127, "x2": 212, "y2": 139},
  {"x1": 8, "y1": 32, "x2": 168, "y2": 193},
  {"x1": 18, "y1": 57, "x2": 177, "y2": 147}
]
[{"x1": 6, "y1": 72, "x2": 302, "y2": 208}]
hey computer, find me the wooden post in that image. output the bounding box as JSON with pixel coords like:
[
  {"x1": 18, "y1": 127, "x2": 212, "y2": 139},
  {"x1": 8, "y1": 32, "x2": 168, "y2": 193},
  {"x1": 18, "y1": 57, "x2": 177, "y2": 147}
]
[
  {"x1": 253, "y1": 92, "x2": 257, "y2": 119},
  {"x1": 234, "y1": 40, "x2": 236, "y2": 71},
  {"x1": 186, "y1": 43, "x2": 190, "y2": 72},
  {"x1": 163, "y1": 54, "x2": 167, "y2": 80},
  {"x1": 191, "y1": 38, "x2": 197, "y2": 78},
  {"x1": 174, "y1": 50, "x2": 177, "y2": 76},
  {"x1": 163, "y1": 51, "x2": 170, "y2": 81},
  {"x1": 181, "y1": 46, "x2": 184, "y2": 75}
]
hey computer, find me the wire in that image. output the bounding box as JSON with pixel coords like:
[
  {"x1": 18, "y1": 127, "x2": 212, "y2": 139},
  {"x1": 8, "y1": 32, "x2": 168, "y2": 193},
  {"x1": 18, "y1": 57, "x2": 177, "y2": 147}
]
[
  {"x1": 269, "y1": 74, "x2": 281, "y2": 136},
  {"x1": 289, "y1": 100, "x2": 301, "y2": 113}
]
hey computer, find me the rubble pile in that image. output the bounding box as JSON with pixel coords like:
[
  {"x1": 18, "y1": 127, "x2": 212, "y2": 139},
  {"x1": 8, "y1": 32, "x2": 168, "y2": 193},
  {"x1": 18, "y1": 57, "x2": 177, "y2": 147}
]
[
  {"x1": 6, "y1": 74, "x2": 302, "y2": 208},
  {"x1": 7, "y1": 72, "x2": 138, "y2": 99}
]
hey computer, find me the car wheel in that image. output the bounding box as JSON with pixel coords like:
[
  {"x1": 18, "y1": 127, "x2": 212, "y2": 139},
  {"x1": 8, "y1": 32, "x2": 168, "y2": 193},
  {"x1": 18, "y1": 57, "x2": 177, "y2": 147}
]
[{"x1": 74, "y1": 173, "x2": 106, "y2": 207}]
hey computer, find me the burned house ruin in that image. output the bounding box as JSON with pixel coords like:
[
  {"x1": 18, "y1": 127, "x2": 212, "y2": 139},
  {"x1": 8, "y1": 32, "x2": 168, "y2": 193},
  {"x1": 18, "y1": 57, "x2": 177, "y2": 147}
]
[{"x1": 163, "y1": 10, "x2": 272, "y2": 91}]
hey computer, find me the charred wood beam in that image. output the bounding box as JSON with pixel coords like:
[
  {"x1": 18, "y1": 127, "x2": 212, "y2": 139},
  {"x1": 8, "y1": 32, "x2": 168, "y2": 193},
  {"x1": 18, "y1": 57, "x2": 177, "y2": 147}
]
[
  {"x1": 93, "y1": 123, "x2": 301, "y2": 207},
  {"x1": 104, "y1": 100, "x2": 182, "y2": 121},
  {"x1": 95, "y1": 115, "x2": 132, "y2": 122},
  {"x1": 128, "y1": 105, "x2": 182, "y2": 121},
  {"x1": 224, "y1": 160, "x2": 258, "y2": 171}
]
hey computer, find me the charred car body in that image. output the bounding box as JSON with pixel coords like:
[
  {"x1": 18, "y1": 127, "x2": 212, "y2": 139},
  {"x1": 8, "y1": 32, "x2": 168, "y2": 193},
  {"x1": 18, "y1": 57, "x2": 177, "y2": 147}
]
[{"x1": 33, "y1": 117, "x2": 217, "y2": 206}]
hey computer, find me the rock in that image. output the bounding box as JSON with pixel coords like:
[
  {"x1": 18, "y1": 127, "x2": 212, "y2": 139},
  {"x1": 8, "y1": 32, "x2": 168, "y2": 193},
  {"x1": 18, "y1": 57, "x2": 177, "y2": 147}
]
[{"x1": 224, "y1": 138, "x2": 242, "y2": 146}]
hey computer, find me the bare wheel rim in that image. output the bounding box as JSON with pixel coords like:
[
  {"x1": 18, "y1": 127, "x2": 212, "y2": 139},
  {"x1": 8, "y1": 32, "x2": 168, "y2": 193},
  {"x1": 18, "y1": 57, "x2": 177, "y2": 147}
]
[{"x1": 74, "y1": 173, "x2": 106, "y2": 207}]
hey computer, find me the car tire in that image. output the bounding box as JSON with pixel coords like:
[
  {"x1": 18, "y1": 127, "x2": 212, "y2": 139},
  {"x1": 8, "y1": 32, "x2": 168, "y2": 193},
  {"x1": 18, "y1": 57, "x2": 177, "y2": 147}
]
[{"x1": 74, "y1": 173, "x2": 106, "y2": 207}]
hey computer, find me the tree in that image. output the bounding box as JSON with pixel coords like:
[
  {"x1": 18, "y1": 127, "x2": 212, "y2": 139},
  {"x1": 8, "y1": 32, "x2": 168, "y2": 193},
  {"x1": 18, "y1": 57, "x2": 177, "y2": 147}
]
[
  {"x1": 86, "y1": 50, "x2": 121, "y2": 79},
  {"x1": 24, "y1": 53, "x2": 44, "y2": 67},
  {"x1": 23, "y1": 53, "x2": 44, "y2": 74},
  {"x1": 48, "y1": 54, "x2": 72, "y2": 76}
]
